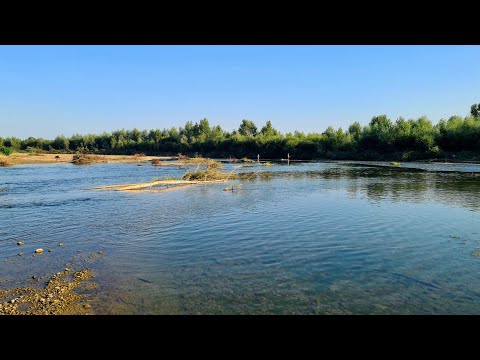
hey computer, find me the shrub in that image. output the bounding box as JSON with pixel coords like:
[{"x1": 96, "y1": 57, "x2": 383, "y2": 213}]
[
  {"x1": 0, "y1": 147, "x2": 13, "y2": 156},
  {"x1": 26, "y1": 146, "x2": 43, "y2": 154}
]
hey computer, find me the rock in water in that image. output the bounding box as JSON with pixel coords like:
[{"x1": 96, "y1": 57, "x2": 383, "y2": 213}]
[
  {"x1": 58, "y1": 243, "x2": 64, "y2": 247},
  {"x1": 17, "y1": 241, "x2": 24, "y2": 246},
  {"x1": 35, "y1": 248, "x2": 44, "y2": 254}
]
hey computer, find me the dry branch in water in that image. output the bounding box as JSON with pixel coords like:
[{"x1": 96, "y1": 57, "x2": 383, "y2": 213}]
[{"x1": 86, "y1": 158, "x2": 269, "y2": 194}]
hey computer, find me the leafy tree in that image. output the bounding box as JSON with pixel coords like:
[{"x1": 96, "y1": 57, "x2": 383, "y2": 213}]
[
  {"x1": 471, "y1": 103, "x2": 480, "y2": 117},
  {"x1": 260, "y1": 121, "x2": 279, "y2": 137},
  {"x1": 5, "y1": 101, "x2": 480, "y2": 160},
  {"x1": 348, "y1": 122, "x2": 362, "y2": 141},
  {"x1": 238, "y1": 119, "x2": 257, "y2": 137},
  {"x1": 53, "y1": 135, "x2": 70, "y2": 151}
]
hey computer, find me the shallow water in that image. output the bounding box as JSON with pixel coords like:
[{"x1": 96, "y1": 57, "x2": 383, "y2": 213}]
[{"x1": 1, "y1": 161, "x2": 480, "y2": 314}]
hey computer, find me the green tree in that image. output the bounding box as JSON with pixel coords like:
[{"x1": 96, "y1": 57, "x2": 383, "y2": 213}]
[
  {"x1": 471, "y1": 103, "x2": 480, "y2": 117},
  {"x1": 238, "y1": 119, "x2": 257, "y2": 137},
  {"x1": 53, "y1": 135, "x2": 70, "y2": 151},
  {"x1": 348, "y1": 122, "x2": 362, "y2": 141},
  {"x1": 260, "y1": 121, "x2": 279, "y2": 137}
]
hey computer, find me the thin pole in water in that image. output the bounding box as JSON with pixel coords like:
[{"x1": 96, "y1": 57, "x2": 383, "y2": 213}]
[
  {"x1": 257, "y1": 154, "x2": 260, "y2": 164},
  {"x1": 287, "y1": 153, "x2": 290, "y2": 165}
]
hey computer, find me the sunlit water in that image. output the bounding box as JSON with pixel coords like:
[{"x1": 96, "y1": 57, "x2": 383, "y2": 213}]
[{"x1": 1, "y1": 161, "x2": 480, "y2": 314}]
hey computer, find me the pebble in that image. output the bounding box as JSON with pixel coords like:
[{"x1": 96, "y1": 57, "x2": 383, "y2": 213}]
[
  {"x1": 48, "y1": 250, "x2": 53, "y2": 253},
  {"x1": 35, "y1": 248, "x2": 43, "y2": 254},
  {"x1": 18, "y1": 253, "x2": 23, "y2": 257},
  {"x1": 58, "y1": 243, "x2": 64, "y2": 247},
  {"x1": 17, "y1": 241, "x2": 24, "y2": 246}
]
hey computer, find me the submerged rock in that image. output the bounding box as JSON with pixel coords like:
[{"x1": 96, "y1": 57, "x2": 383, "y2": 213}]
[
  {"x1": 35, "y1": 249, "x2": 44, "y2": 254},
  {"x1": 0, "y1": 268, "x2": 95, "y2": 315},
  {"x1": 17, "y1": 242, "x2": 24, "y2": 246}
]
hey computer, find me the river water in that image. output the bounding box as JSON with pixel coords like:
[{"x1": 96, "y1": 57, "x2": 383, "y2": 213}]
[{"x1": 1, "y1": 161, "x2": 480, "y2": 314}]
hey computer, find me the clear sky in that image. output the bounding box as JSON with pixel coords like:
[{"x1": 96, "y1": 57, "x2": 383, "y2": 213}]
[{"x1": 1, "y1": 45, "x2": 479, "y2": 139}]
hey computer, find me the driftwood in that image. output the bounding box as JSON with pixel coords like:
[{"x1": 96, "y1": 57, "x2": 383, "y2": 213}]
[{"x1": 86, "y1": 179, "x2": 228, "y2": 192}]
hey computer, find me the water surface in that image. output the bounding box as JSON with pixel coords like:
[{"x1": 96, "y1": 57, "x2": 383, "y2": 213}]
[{"x1": 1, "y1": 161, "x2": 480, "y2": 314}]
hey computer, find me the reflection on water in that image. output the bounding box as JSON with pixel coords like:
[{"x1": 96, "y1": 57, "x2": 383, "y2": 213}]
[
  {"x1": 273, "y1": 166, "x2": 480, "y2": 210},
  {"x1": 1, "y1": 161, "x2": 480, "y2": 314}
]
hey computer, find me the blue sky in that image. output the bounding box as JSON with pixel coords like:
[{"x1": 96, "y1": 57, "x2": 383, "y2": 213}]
[{"x1": 1, "y1": 45, "x2": 479, "y2": 139}]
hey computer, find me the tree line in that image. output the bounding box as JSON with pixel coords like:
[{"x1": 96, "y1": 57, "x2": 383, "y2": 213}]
[{"x1": 2, "y1": 104, "x2": 480, "y2": 161}]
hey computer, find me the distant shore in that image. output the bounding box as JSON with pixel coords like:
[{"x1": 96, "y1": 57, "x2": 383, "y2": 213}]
[
  {"x1": 2, "y1": 152, "x2": 480, "y2": 168},
  {"x1": 0, "y1": 153, "x2": 175, "y2": 166}
]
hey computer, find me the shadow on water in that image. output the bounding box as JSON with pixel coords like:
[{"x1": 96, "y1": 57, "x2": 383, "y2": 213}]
[{"x1": 264, "y1": 167, "x2": 480, "y2": 211}]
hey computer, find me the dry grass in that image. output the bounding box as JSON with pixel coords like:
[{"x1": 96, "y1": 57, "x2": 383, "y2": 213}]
[
  {"x1": 179, "y1": 158, "x2": 244, "y2": 181},
  {"x1": 71, "y1": 154, "x2": 104, "y2": 165},
  {"x1": 182, "y1": 157, "x2": 223, "y2": 169},
  {"x1": 177, "y1": 153, "x2": 189, "y2": 160},
  {"x1": 86, "y1": 156, "x2": 271, "y2": 195},
  {"x1": 151, "y1": 159, "x2": 181, "y2": 167},
  {"x1": 182, "y1": 169, "x2": 237, "y2": 181}
]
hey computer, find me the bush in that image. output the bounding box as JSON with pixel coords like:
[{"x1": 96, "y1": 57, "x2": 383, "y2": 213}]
[
  {"x1": 0, "y1": 147, "x2": 13, "y2": 156},
  {"x1": 26, "y1": 146, "x2": 43, "y2": 154}
]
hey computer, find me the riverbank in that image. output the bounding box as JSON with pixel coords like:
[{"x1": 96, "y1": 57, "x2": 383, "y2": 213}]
[
  {"x1": 0, "y1": 268, "x2": 95, "y2": 315},
  {"x1": 0, "y1": 153, "x2": 175, "y2": 166}
]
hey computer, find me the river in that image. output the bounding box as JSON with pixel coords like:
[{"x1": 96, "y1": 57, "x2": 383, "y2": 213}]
[{"x1": 1, "y1": 161, "x2": 480, "y2": 314}]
